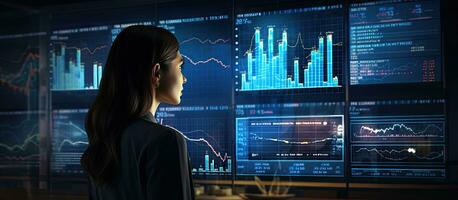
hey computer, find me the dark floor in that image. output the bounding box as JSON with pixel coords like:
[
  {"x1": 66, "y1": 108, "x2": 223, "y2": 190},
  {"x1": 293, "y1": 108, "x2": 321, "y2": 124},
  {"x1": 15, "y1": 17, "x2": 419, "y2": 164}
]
[{"x1": 1, "y1": 186, "x2": 457, "y2": 200}]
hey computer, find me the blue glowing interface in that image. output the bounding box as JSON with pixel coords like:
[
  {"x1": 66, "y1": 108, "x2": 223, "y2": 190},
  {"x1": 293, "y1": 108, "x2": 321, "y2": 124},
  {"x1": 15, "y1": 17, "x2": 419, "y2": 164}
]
[
  {"x1": 0, "y1": 111, "x2": 39, "y2": 177},
  {"x1": 0, "y1": 0, "x2": 444, "y2": 180},
  {"x1": 234, "y1": 5, "x2": 345, "y2": 94},
  {"x1": 349, "y1": 0, "x2": 441, "y2": 85},
  {"x1": 0, "y1": 32, "x2": 42, "y2": 110},
  {"x1": 349, "y1": 99, "x2": 445, "y2": 178},
  {"x1": 235, "y1": 102, "x2": 345, "y2": 177},
  {"x1": 51, "y1": 109, "x2": 88, "y2": 176}
]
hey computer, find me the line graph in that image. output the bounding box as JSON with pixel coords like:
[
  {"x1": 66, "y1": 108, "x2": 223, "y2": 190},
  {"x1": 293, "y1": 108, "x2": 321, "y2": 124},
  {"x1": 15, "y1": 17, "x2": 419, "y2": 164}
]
[
  {"x1": 234, "y1": 4, "x2": 344, "y2": 94},
  {"x1": 250, "y1": 132, "x2": 338, "y2": 145},
  {"x1": 349, "y1": 100, "x2": 446, "y2": 178},
  {"x1": 157, "y1": 111, "x2": 232, "y2": 176},
  {"x1": 51, "y1": 109, "x2": 88, "y2": 176},
  {"x1": 0, "y1": 48, "x2": 39, "y2": 93},
  {"x1": 182, "y1": 54, "x2": 230, "y2": 69},
  {"x1": 0, "y1": 111, "x2": 39, "y2": 176},
  {"x1": 0, "y1": 133, "x2": 38, "y2": 152},
  {"x1": 351, "y1": 144, "x2": 444, "y2": 164},
  {"x1": 239, "y1": 28, "x2": 340, "y2": 91},
  {"x1": 236, "y1": 115, "x2": 344, "y2": 176},
  {"x1": 244, "y1": 30, "x2": 343, "y2": 53},
  {"x1": 239, "y1": 115, "x2": 344, "y2": 161},
  {"x1": 54, "y1": 121, "x2": 88, "y2": 152},
  {"x1": 0, "y1": 33, "x2": 40, "y2": 110},
  {"x1": 170, "y1": 128, "x2": 230, "y2": 163},
  {"x1": 351, "y1": 117, "x2": 445, "y2": 143},
  {"x1": 180, "y1": 37, "x2": 230, "y2": 45},
  {"x1": 50, "y1": 43, "x2": 108, "y2": 91},
  {"x1": 357, "y1": 124, "x2": 442, "y2": 136},
  {"x1": 158, "y1": 15, "x2": 232, "y2": 105},
  {"x1": 49, "y1": 26, "x2": 110, "y2": 91},
  {"x1": 62, "y1": 44, "x2": 109, "y2": 55}
]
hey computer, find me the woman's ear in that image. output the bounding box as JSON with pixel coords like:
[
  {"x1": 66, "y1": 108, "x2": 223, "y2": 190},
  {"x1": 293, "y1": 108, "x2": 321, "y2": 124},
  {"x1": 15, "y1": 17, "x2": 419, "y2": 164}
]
[{"x1": 152, "y1": 63, "x2": 161, "y2": 87}]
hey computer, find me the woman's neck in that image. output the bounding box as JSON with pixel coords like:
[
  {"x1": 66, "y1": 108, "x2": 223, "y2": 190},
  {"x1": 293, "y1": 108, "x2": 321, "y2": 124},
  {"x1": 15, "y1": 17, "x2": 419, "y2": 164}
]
[{"x1": 150, "y1": 98, "x2": 160, "y2": 116}]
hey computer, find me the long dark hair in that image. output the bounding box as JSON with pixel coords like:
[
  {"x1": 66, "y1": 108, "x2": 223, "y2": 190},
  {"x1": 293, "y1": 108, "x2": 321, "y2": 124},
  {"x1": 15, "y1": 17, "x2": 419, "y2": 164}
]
[{"x1": 81, "y1": 25, "x2": 179, "y2": 186}]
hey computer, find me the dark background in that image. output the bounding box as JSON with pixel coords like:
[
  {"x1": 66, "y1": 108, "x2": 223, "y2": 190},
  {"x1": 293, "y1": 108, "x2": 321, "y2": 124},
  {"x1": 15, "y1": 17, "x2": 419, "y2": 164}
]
[{"x1": 0, "y1": 0, "x2": 457, "y2": 199}]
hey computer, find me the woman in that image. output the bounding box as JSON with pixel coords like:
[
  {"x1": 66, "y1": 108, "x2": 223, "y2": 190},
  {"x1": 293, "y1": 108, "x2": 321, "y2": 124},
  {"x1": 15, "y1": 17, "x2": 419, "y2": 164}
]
[{"x1": 81, "y1": 25, "x2": 193, "y2": 200}]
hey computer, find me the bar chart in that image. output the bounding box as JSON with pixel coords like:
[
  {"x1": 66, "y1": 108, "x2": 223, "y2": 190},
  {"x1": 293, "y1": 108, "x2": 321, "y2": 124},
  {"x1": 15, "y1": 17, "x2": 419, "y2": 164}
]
[
  {"x1": 234, "y1": 5, "x2": 344, "y2": 93},
  {"x1": 156, "y1": 105, "x2": 232, "y2": 177},
  {"x1": 240, "y1": 29, "x2": 339, "y2": 91},
  {"x1": 49, "y1": 25, "x2": 110, "y2": 91},
  {"x1": 50, "y1": 45, "x2": 104, "y2": 90}
]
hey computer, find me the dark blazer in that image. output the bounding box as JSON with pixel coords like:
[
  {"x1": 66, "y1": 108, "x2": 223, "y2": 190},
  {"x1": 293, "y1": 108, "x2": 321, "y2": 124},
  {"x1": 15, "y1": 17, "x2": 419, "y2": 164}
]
[{"x1": 88, "y1": 112, "x2": 195, "y2": 200}]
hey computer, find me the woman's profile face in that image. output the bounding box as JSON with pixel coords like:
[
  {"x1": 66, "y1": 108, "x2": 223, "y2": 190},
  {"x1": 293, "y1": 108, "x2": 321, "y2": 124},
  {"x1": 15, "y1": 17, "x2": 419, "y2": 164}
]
[{"x1": 156, "y1": 51, "x2": 187, "y2": 105}]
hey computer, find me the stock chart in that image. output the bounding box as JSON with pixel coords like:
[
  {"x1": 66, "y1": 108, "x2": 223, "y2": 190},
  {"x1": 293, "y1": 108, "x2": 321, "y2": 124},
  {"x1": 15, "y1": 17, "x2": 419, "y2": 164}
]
[
  {"x1": 349, "y1": 99, "x2": 445, "y2": 178},
  {"x1": 156, "y1": 105, "x2": 232, "y2": 177},
  {"x1": 0, "y1": 0, "x2": 446, "y2": 183},
  {"x1": 51, "y1": 109, "x2": 88, "y2": 176},
  {"x1": 236, "y1": 102, "x2": 345, "y2": 177},
  {"x1": 49, "y1": 26, "x2": 111, "y2": 91},
  {"x1": 0, "y1": 111, "x2": 39, "y2": 176},
  {"x1": 234, "y1": 5, "x2": 344, "y2": 96},
  {"x1": 156, "y1": 3, "x2": 233, "y2": 178},
  {"x1": 158, "y1": 15, "x2": 232, "y2": 104},
  {"x1": 0, "y1": 32, "x2": 43, "y2": 110}
]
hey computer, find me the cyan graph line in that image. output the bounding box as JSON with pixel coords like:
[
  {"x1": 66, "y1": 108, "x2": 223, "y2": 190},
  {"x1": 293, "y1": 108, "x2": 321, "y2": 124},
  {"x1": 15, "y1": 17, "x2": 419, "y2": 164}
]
[
  {"x1": 355, "y1": 147, "x2": 444, "y2": 161},
  {"x1": 356, "y1": 123, "x2": 443, "y2": 137},
  {"x1": 165, "y1": 126, "x2": 229, "y2": 162}
]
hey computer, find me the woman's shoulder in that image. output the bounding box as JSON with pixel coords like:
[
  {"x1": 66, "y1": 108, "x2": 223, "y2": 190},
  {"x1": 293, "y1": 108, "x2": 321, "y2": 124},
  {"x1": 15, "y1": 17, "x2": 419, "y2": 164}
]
[{"x1": 121, "y1": 117, "x2": 183, "y2": 146}]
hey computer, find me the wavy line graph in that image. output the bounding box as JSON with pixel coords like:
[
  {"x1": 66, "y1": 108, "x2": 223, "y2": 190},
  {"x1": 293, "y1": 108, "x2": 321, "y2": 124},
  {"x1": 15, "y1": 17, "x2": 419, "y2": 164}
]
[
  {"x1": 0, "y1": 134, "x2": 39, "y2": 152},
  {"x1": 182, "y1": 54, "x2": 230, "y2": 69},
  {"x1": 51, "y1": 111, "x2": 88, "y2": 175},
  {"x1": 0, "y1": 114, "x2": 39, "y2": 154},
  {"x1": 1, "y1": 154, "x2": 39, "y2": 161},
  {"x1": 180, "y1": 37, "x2": 230, "y2": 45},
  {"x1": 53, "y1": 121, "x2": 88, "y2": 152},
  {"x1": 0, "y1": 49, "x2": 39, "y2": 94},
  {"x1": 158, "y1": 16, "x2": 232, "y2": 104},
  {"x1": 0, "y1": 112, "x2": 39, "y2": 175},
  {"x1": 249, "y1": 132, "x2": 337, "y2": 145},
  {"x1": 356, "y1": 123, "x2": 443, "y2": 137},
  {"x1": 354, "y1": 147, "x2": 443, "y2": 161},
  {"x1": 50, "y1": 34, "x2": 110, "y2": 90},
  {"x1": 237, "y1": 116, "x2": 344, "y2": 162},
  {"x1": 0, "y1": 45, "x2": 38, "y2": 64},
  {"x1": 245, "y1": 30, "x2": 342, "y2": 55},
  {"x1": 351, "y1": 117, "x2": 445, "y2": 142},
  {"x1": 0, "y1": 39, "x2": 39, "y2": 110},
  {"x1": 52, "y1": 42, "x2": 108, "y2": 55},
  {"x1": 159, "y1": 115, "x2": 232, "y2": 174},
  {"x1": 57, "y1": 139, "x2": 88, "y2": 152},
  {"x1": 352, "y1": 145, "x2": 445, "y2": 163},
  {"x1": 166, "y1": 126, "x2": 229, "y2": 162}
]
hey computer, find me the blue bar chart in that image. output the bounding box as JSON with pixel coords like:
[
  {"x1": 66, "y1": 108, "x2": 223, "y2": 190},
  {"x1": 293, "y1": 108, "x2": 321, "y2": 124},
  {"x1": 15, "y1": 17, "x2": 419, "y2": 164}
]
[
  {"x1": 49, "y1": 25, "x2": 110, "y2": 91},
  {"x1": 50, "y1": 46, "x2": 104, "y2": 90},
  {"x1": 235, "y1": 5, "x2": 344, "y2": 92},
  {"x1": 156, "y1": 105, "x2": 232, "y2": 177},
  {"x1": 240, "y1": 29, "x2": 339, "y2": 91}
]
